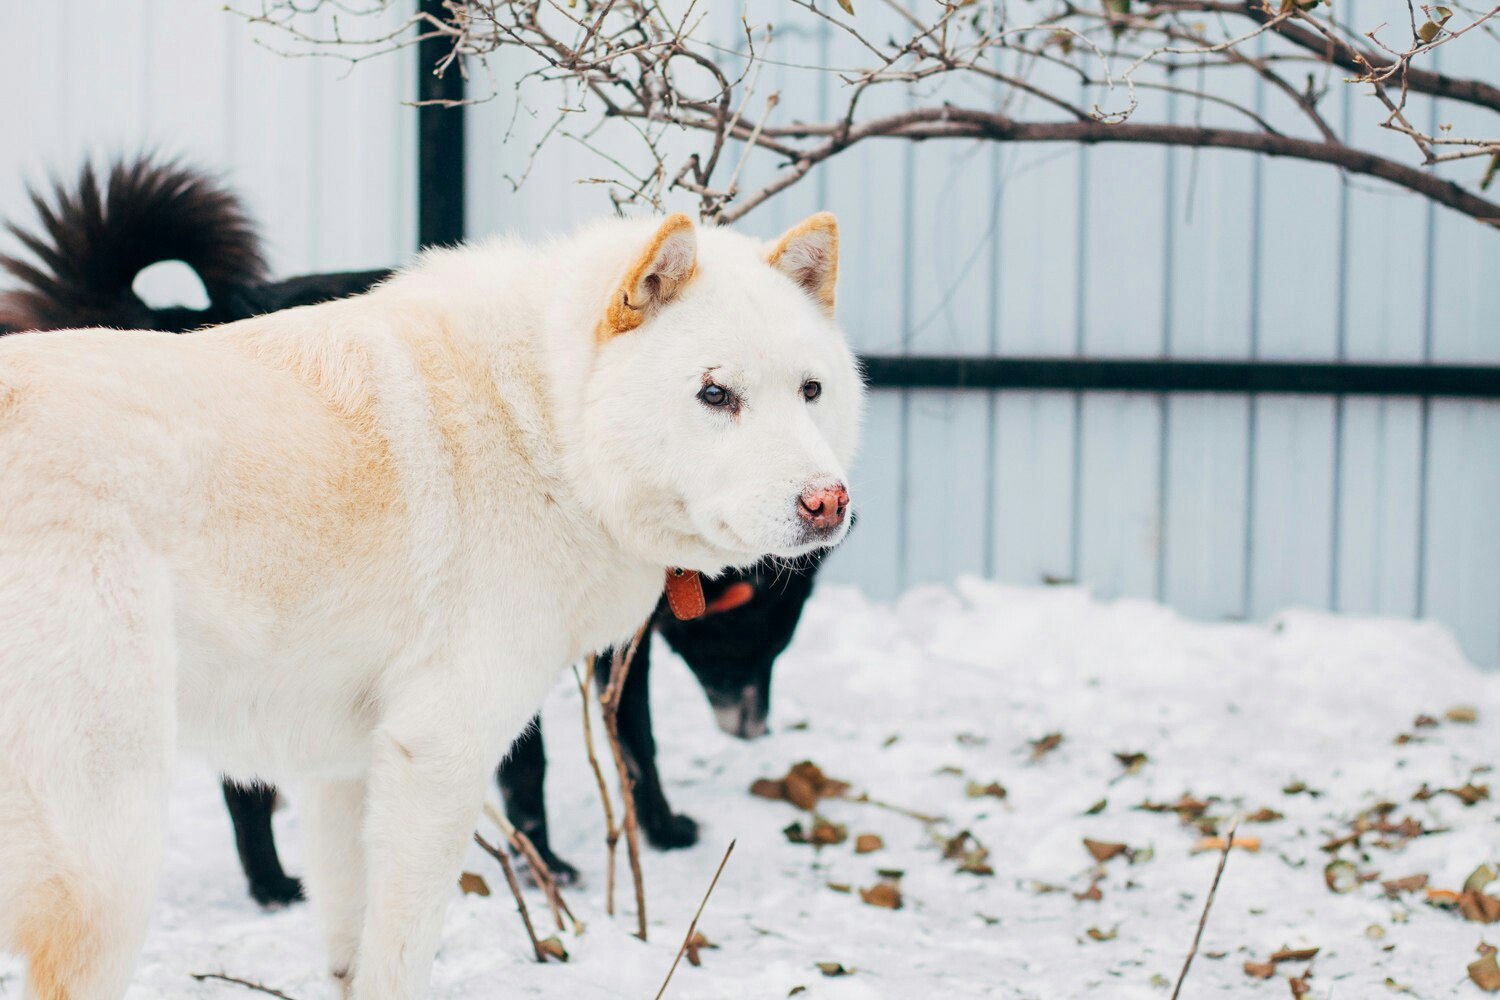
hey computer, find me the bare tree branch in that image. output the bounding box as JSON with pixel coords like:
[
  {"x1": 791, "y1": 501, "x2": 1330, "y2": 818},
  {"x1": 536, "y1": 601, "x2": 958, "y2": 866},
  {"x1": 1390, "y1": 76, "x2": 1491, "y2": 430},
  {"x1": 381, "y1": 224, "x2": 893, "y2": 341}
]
[{"x1": 233, "y1": 0, "x2": 1500, "y2": 226}]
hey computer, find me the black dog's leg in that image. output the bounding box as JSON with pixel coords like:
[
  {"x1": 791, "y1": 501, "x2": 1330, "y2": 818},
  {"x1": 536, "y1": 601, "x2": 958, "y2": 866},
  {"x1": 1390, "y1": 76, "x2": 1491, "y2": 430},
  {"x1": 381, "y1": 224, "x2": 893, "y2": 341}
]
[
  {"x1": 222, "y1": 780, "x2": 304, "y2": 907},
  {"x1": 599, "y1": 638, "x2": 700, "y2": 849},
  {"x1": 497, "y1": 717, "x2": 580, "y2": 886}
]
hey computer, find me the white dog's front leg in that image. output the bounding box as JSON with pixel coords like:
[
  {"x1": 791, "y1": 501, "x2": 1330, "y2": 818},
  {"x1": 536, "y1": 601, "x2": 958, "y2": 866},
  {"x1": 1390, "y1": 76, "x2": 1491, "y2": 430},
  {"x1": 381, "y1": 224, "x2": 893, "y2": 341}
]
[
  {"x1": 351, "y1": 682, "x2": 495, "y2": 999},
  {"x1": 304, "y1": 778, "x2": 369, "y2": 994}
]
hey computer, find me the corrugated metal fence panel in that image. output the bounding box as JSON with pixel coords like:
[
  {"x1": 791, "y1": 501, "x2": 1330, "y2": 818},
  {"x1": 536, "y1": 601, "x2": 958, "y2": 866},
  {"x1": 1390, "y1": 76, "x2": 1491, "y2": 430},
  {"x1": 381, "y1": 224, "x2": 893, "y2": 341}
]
[
  {"x1": 448, "y1": 2, "x2": 1500, "y2": 668},
  {"x1": 0, "y1": 1, "x2": 416, "y2": 297}
]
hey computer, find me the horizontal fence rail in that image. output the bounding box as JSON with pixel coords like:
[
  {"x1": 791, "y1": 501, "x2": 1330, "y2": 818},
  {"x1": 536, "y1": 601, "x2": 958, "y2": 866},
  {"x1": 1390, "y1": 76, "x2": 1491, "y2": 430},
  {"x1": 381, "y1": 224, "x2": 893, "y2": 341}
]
[{"x1": 860, "y1": 356, "x2": 1500, "y2": 398}]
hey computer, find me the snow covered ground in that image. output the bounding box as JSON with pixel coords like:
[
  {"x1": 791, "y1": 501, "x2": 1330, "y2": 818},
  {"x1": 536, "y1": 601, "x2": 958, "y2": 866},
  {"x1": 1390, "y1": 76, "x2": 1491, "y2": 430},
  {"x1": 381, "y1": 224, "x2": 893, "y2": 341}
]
[{"x1": 3, "y1": 579, "x2": 1497, "y2": 999}]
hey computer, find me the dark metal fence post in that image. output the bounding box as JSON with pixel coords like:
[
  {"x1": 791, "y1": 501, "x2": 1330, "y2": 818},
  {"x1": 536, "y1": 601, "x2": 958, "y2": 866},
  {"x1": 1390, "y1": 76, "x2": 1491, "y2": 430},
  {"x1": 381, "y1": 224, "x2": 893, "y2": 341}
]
[{"x1": 417, "y1": 0, "x2": 465, "y2": 249}]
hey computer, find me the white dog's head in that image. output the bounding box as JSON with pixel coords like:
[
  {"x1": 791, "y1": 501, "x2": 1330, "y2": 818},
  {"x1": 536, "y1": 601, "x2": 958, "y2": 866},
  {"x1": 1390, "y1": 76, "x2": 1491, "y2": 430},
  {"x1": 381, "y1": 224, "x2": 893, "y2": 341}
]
[{"x1": 570, "y1": 212, "x2": 864, "y2": 572}]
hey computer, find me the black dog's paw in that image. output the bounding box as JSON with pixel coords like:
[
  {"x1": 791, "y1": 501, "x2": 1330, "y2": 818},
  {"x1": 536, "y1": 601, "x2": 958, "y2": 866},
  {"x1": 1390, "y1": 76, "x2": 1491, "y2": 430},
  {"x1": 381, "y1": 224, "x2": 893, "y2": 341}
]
[
  {"x1": 249, "y1": 874, "x2": 305, "y2": 908},
  {"x1": 643, "y1": 812, "x2": 700, "y2": 850},
  {"x1": 527, "y1": 848, "x2": 581, "y2": 888}
]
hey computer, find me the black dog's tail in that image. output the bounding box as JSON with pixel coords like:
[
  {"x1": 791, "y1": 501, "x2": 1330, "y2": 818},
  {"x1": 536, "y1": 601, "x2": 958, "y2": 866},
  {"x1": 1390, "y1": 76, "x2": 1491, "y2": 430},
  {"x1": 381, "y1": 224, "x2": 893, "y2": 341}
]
[{"x1": 0, "y1": 157, "x2": 267, "y2": 332}]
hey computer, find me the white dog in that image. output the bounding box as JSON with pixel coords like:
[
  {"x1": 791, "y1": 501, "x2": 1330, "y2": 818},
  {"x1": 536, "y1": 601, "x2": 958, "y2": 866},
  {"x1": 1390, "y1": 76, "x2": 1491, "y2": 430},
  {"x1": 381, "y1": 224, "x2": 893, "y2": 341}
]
[{"x1": 0, "y1": 212, "x2": 862, "y2": 999}]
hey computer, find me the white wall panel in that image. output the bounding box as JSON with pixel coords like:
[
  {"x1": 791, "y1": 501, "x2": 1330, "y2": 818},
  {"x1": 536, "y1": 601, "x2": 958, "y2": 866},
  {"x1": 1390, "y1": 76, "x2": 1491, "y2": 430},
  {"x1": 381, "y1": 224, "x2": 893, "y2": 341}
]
[{"x1": 0, "y1": 0, "x2": 416, "y2": 295}]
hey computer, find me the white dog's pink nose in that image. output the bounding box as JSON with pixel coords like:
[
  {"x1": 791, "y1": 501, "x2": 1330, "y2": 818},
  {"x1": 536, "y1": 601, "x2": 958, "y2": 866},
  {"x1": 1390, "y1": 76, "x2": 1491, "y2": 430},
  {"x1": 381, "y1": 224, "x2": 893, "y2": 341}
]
[{"x1": 797, "y1": 483, "x2": 849, "y2": 532}]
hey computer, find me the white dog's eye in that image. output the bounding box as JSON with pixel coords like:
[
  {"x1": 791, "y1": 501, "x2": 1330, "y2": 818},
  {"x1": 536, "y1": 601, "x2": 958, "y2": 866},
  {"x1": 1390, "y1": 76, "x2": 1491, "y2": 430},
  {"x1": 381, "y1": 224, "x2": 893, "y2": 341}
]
[
  {"x1": 699, "y1": 383, "x2": 733, "y2": 408},
  {"x1": 802, "y1": 380, "x2": 822, "y2": 402}
]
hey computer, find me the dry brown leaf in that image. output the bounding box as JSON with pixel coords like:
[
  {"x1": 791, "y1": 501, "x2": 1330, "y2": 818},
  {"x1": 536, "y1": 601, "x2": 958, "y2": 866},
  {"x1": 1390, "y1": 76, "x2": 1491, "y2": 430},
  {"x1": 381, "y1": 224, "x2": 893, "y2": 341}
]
[
  {"x1": 1447, "y1": 705, "x2": 1479, "y2": 724},
  {"x1": 458, "y1": 871, "x2": 490, "y2": 897},
  {"x1": 538, "y1": 936, "x2": 569, "y2": 962},
  {"x1": 1466, "y1": 865, "x2": 1498, "y2": 895},
  {"x1": 835, "y1": 0, "x2": 855, "y2": 14},
  {"x1": 1414, "y1": 714, "x2": 1439, "y2": 728},
  {"x1": 784, "y1": 817, "x2": 847, "y2": 847},
  {"x1": 1084, "y1": 838, "x2": 1129, "y2": 863},
  {"x1": 1193, "y1": 835, "x2": 1260, "y2": 854},
  {"x1": 817, "y1": 961, "x2": 853, "y2": 977},
  {"x1": 854, "y1": 833, "x2": 883, "y2": 854},
  {"x1": 1086, "y1": 926, "x2": 1117, "y2": 942},
  {"x1": 1382, "y1": 874, "x2": 1429, "y2": 897},
  {"x1": 1461, "y1": 892, "x2": 1500, "y2": 924},
  {"x1": 684, "y1": 931, "x2": 716, "y2": 967},
  {"x1": 1270, "y1": 947, "x2": 1320, "y2": 963},
  {"x1": 966, "y1": 780, "x2": 1008, "y2": 800},
  {"x1": 826, "y1": 882, "x2": 851, "y2": 893},
  {"x1": 1471, "y1": 947, "x2": 1500, "y2": 992},
  {"x1": 1245, "y1": 808, "x2": 1284, "y2": 823},
  {"x1": 1114, "y1": 751, "x2": 1148, "y2": 775},
  {"x1": 1029, "y1": 732, "x2": 1064, "y2": 761},
  {"x1": 754, "y1": 761, "x2": 849, "y2": 811},
  {"x1": 1427, "y1": 888, "x2": 1464, "y2": 906},
  {"x1": 1289, "y1": 974, "x2": 1312, "y2": 997},
  {"x1": 859, "y1": 882, "x2": 903, "y2": 910},
  {"x1": 1244, "y1": 960, "x2": 1276, "y2": 979},
  {"x1": 750, "y1": 778, "x2": 785, "y2": 800},
  {"x1": 1074, "y1": 881, "x2": 1104, "y2": 903}
]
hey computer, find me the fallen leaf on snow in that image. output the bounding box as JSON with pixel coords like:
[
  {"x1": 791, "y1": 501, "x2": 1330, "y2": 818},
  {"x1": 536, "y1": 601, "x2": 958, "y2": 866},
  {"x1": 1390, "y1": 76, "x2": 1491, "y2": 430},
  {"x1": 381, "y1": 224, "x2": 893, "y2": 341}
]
[
  {"x1": 1086, "y1": 926, "x2": 1117, "y2": 942},
  {"x1": 1270, "y1": 947, "x2": 1320, "y2": 963},
  {"x1": 1244, "y1": 961, "x2": 1276, "y2": 979},
  {"x1": 1447, "y1": 705, "x2": 1479, "y2": 724},
  {"x1": 1084, "y1": 838, "x2": 1129, "y2": 863},
  {"x1": 1325, "y1": 860, "x2": 1364, "y2": 894},
  {"x1": 859, "y1": 882, "x2": 903, "y2": 910},
  {"x1": 1029, "y1": 732, "x2": 1064, "y2": 761},
  {"x1": 1289, "y1": 973, "x2": 1312, "y2": 997},
  {"x1": 538, "y1": 936, "x2": 569, "y2": 962},
  {"x1": 1470, "y1": 944, "x2": 1500, "y2": 992},
  {"x1": 684, "y1": 931, "x2": 717, "y2": 967},
  {"x1": 854, "y1": 833, "x2": 883, "y2": 854},
  {"x1": 1085, "y1": 799, "x2": 1107, "y2": 815},
  {"x1": 1193, "y1": 835, "x2": 1260, "y2": 854},
  {"x1": 1113, "y1": 751, "x2": 1148, "y2": 775},
  {"x1": 458, "y1": 872, "x2": 490, "y2": 897},
  {"x1": 783, "y1": 817, "x2": 847, "y2": 847},
  {"x1": 753, "y1": 761, "x2": 850, "y2": 810},
  {"x1": 1382, "y1": 874, "x2": 1429, "y2": 897},
  {"x1": 817, "y1": 962, "x2": 853, "y2": 977},
  {"x1": 1245, "y1": 808, "x2": 1284, "y2": 823},
  {"x1": 966, "y1": 780, "x2": 1008, "y2": 800}
]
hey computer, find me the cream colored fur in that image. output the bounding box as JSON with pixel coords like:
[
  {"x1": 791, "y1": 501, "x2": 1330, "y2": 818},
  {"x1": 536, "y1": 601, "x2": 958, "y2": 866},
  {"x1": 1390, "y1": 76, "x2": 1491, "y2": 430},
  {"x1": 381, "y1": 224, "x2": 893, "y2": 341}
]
[{"x1": 0, "y1": 215, "x2": 863, "y2": 999}]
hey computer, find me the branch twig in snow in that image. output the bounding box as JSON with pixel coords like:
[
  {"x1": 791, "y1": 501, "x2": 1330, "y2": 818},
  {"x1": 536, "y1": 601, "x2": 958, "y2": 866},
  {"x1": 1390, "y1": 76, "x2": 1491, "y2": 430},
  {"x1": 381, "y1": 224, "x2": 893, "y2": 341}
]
[
  {"x1": 574, "y1": 656, "x2": 620, "y2": 915},
  {"x1": 1170, "y1": 817, "x2": 1240, "y2": 1000},
  {"x1": 654, "y1": 839, "x2": 737, "y2": 1000},
  {"x1": 482, "y1": 801, "x2": 577, "y2": 933},
  {"x1": 601, "y1": 624, "x2": 651, "y2": 940},
  {"x1": 188, "y1": 972, "x2": 298, "y2": 1000},
  {"x1": 475, "y1": 832, "x2": 546, "y2": 962}
]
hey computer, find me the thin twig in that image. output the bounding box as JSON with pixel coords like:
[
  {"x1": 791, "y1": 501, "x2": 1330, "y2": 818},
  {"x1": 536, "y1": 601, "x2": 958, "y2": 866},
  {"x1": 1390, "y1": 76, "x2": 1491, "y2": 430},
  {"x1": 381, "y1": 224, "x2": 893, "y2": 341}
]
[
  {"x1": 574, "y1": 657, "x2": 620, "y2": 915},
  {"x1": 601, "y1": 624, "x2": 651, "y2": 940},
  {"x1": 654, "y1": 840, "x2": 737, "y2": 1000},
  {"x1": 188, "y1": 973, "x2": 298, "y2": 1000},
  {"x1": 482, "y1": 801, "x2": 577, "y2": 932},
  {"x1": 475, "y1": 832, "x2": 546, "y2": 962},
  {"x1": 1169, "y1": 818, "x2": 1240, "y2": 1000}
]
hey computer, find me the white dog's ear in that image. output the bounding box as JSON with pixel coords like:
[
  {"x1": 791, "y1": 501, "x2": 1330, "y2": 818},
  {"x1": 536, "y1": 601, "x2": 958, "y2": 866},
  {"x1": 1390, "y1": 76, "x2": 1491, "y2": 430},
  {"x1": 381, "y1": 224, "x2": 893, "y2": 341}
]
[
  {"x1": 766, "y1": 212, "x2": 839, "y2": 316},
  {"x1": 599, "y1": 213, "x2": 698, "y2": 341}
]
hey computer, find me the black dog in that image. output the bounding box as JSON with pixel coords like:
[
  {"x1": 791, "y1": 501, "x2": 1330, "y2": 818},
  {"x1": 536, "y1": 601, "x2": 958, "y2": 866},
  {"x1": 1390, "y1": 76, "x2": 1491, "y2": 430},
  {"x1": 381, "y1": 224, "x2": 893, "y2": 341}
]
[
  {"x1": 500, "y1": 559, "x2": 821, "y2": 884},
  {"x1": 1, "y1": 157, "x2": 829, "y2": 904}
]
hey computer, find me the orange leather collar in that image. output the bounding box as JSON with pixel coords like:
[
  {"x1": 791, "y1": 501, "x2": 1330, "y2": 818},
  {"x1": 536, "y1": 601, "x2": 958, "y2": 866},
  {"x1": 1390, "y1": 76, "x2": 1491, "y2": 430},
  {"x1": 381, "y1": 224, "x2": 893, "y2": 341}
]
[{"x1": 665, "y1": 568, "x2": 706, "y2": 620}]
